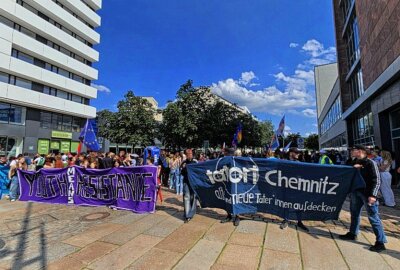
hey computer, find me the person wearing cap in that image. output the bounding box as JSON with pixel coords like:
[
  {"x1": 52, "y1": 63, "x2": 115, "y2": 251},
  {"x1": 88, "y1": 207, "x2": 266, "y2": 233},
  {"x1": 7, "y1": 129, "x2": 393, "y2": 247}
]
[
  {"x1": 220, "y1": 147, "x2": 241, "y2": 226},
  {"x1": 280, "y1": 147, "x2": 309, "y2": 231},
  {"x1": 319, "y1": 149, "x2": 333, "y2": 165},
  {"x1": 180, "y1": 149, "x2": 198, "y2": 223},
  {"x1": 339, "y1": 145, "x2": 387, "y2": 252}
]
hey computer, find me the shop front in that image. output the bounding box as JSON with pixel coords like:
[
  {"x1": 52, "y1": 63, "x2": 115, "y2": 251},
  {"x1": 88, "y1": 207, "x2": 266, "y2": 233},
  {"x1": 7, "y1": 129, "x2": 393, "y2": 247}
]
[{"x1": 36, "y1": 131, "x2": 80, "y2": 155}]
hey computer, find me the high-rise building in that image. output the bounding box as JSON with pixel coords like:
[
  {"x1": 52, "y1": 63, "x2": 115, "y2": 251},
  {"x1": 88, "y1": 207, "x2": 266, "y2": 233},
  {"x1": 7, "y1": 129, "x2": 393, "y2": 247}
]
[
  {"x1": 0, "y1": 0, "x2": 102, "y2": 156},
  {"x1": 333, "y1": 0, "x2": 400, "y2": 156},
  {"x1": 315, "y1": 63, "x2": 347, "y2": 150}
]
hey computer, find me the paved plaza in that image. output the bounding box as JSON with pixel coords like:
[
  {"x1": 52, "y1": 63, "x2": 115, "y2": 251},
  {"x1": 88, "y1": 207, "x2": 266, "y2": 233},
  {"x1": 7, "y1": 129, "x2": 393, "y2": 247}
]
[{"x1": 0, "y1": 188, "x2": 400, "y2": 270}]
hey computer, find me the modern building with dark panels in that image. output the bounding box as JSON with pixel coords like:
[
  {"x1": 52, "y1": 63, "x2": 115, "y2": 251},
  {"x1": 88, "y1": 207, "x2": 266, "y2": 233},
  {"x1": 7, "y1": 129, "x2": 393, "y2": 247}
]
[
  {"x1": 315, "y1": 63, "x2": 347, "y2": 150},
  {"x1": 333, "y1": 0, "x2": 400, "y2": 159}
]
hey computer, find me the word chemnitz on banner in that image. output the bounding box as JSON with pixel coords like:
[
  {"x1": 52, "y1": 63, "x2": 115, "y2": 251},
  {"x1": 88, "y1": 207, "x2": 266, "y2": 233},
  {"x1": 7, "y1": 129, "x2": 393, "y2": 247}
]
[
  {"x1": 187, "y1": 157, "x2": 365, "y2": 221},
  {"x1": 17, "y1": 166, "x2": 158, "y2": 213}
]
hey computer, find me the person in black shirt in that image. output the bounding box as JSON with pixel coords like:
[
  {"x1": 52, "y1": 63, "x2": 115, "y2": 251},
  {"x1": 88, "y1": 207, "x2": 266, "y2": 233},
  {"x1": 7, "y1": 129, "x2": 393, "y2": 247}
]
[
  {"x1": 339, "y1": 145, "x2": 387, "y2": 252},
  {"x1": 181, "y1": 149, "x2": 198, "y2": 223}
]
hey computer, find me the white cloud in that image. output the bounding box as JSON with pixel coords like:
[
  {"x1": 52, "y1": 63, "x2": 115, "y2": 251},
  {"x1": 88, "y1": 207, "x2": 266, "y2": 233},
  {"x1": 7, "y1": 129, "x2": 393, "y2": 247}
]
[
  {"x1": 289, "y1": 42, "x2": 299, "y2": 48},
  {"x1": 91, "y1": 83, "x2": 111, "y2": 93},
  {"x1": 301, "y1": 39, "x2": 336, "y2": 66},
  {"x1": 302, "y1": 108, "x2": 317, "y2": 118},
  {"x1": 239, "y1": 71, "x2": 257, "y2": 86},
  {"x1": 211, "y1": 39, "x2": 335, "y2": 116}
]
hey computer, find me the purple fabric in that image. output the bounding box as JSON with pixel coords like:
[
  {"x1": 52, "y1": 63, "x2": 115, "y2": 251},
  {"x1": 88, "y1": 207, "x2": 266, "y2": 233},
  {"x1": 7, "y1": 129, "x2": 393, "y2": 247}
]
[{"x1": 18, "y1": 166, "x2": 157, "y2": 213}]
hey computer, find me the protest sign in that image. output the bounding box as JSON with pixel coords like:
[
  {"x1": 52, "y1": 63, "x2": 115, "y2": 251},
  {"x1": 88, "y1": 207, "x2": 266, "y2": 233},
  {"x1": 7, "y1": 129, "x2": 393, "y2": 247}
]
[
  {"x1": 18, "y1": 166, "x2": 157, "y2": 213},
  {"x1": 187, "y1": 157, "x2": 365, "y2": 221}
]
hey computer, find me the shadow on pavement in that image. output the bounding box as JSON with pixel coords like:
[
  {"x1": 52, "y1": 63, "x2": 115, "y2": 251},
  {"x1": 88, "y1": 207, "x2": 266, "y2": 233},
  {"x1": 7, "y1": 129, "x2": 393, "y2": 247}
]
[{"x1": 0, "y1": 202, "x2": 48, "y2": 269}]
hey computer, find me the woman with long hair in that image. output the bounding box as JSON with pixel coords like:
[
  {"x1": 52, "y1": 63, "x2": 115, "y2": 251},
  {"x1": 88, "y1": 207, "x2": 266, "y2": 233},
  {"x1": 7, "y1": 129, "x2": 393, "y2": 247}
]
[{"x1": 379, "y1": 150, "x2": 396, "y2": 207}]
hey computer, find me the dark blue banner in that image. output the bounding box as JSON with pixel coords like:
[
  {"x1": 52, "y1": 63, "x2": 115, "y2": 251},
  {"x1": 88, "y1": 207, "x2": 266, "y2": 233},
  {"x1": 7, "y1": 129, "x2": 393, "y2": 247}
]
[{"x1": 187, "y1": 157, "x2": 365, "y2": 221}]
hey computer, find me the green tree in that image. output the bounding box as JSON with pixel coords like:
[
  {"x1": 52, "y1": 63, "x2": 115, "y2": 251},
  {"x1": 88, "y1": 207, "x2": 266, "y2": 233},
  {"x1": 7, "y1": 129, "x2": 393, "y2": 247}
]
[
  {"x1": 259, "y1": 120, "x2": 274, "y2": 146},
  {"x1": 305, "y1": 133, "x2": 319, "y2": 150},
  {"x1": 97, "y1": 91, "x2": 157, "y2": 147}
]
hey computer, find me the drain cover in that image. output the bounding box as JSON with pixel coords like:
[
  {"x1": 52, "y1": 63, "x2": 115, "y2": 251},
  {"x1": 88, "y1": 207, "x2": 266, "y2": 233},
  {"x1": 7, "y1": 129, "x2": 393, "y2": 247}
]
[
  {"x1": 80, "y1": 212, "x2": 110, "y2": 222},
  {"x1": 0, "y1": 238, "x2": 5, "y2": 250}
]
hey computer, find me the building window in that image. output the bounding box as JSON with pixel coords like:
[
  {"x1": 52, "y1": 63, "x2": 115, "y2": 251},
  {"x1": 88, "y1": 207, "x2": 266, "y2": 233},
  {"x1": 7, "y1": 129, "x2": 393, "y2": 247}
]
[
  {"x1": 345, "y1": 14, "x2": 360, "y2": 70},
  {"x1": 0, "y1": 71, "x2": 8, "y2": 83},
  {"x1": 40, "y1": 111, "x2": 83, "y2": 132},
  {"x1": 349, "y1": 66, "x2": 364, "y2": 103},
  {"x1": 0, "y1": 102, "x2": 26, "y2": 125},
  {"x1": 340, "y1": 0, "x2": 355, "y2": 21},
  {"x1": 352, "y1": 109, "x2": 374, "y2": 146},
  {"x1": 320, "y1": 96, "x2": 342, "y2": 135}
]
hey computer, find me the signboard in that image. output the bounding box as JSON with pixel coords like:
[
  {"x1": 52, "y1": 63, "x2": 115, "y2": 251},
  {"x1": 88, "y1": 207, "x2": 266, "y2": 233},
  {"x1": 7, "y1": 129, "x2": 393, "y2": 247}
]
[
  {"x1": 51, "y1": 131, "x2": 72, "y2": 139},
  {"x1": 71, "y1": 142, "x2": 79, "y2": 153},
  {"x1": 60, "y1": 141, "x2": 71, "y2": 153},
  {"x1": 37, "y1": 139, "x2": 49, "y2": 155},
  {"x1": 50, "y1": 141, "x2": 60, "y2": 150}
]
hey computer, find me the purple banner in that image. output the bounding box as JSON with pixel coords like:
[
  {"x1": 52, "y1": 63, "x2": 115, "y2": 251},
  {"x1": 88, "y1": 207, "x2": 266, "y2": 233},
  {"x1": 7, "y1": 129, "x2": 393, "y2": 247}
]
[{"x1": 18, "y1": 166, "x2": 158, "y2": 213}]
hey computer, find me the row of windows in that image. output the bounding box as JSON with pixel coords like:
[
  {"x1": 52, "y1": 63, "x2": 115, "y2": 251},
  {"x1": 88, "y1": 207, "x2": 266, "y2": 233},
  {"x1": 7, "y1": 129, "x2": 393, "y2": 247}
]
[
  {"x1": 80, "y1": 0, "x2": 96, "y2": 12},
  {"x1": 345, "y1": 14, "x2": 360, "y2": 70},
  {"x1": 0, "y1": 102, "x2": 26, "y2": 125},
  {"x1": 352, "y1": 110, "x2": 374, "y2": 146},
  {"x1": 0, "y1": 15, "x2": 92, "y2": 67},
  {"x1": 51, "y1": 0, "x2": 95, "y2": 29},
  {"x1": 321, "y1": 133, "x2": 347, "y2": 149},
  {"x1": 349, "y1": 66, "x2": 364, "y2": 103},
  {"x1": 17, "y1": 0, "x2": 93, "y2": 47},
  {"x1": 320, "y1": 97, "x2": 342, "y2": 135},
  {"x1": 340, "y1": 0, "x2": 355, "y2": 23},
  {"x1": 12, "y1": 49, "x2": 91, "y2": 85},
  {"x1": 0, "y1": 71, "x2": 90, "y2": 105},
  {"x1": 40, "y1": 111, "x2": 83, "y2": 132}
]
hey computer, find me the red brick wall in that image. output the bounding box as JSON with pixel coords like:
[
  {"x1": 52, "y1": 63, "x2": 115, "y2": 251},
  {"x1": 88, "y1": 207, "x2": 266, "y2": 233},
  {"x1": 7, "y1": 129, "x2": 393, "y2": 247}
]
[{"x1": 356, "y1": 0, "x2": 400, "y2": 89}]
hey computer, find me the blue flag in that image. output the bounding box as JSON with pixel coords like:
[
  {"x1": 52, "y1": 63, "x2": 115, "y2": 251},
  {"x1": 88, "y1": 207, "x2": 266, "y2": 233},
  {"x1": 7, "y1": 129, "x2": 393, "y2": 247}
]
[
  {"x1": 270, "y1": 133, "x2": 280, "y2": 150},
  {"x1": 80, "y1": 119, "x2": 100, "y2": 151},
  {"x1": 276, "y1": 115, "x2": 285, "y2": 136},
  {"x1": 283, "y1": 141, "x2": 292, "y2": 152}
]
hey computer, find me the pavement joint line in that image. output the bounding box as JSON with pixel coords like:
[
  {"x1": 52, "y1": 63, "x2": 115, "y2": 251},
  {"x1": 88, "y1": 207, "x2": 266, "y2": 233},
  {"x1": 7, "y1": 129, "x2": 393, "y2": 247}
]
[
  {"x1": 296, "y1": 229, "x2": 305, "y2": 270},
  {"x1": 330, "y1": 230, "x2": 351, "y2": 270},
  {"x1": 256, "y1": 220, "x2": 268, "y2": 270},
  {"x1": 207, "y1": 220, "x2": 238, "y2": 268},
  {"x1": 360, "y1": 231, "x2": 394, "y2": 269},
  {"x1": 169, "y1": 218, "x2": 216, "y2": 269}
]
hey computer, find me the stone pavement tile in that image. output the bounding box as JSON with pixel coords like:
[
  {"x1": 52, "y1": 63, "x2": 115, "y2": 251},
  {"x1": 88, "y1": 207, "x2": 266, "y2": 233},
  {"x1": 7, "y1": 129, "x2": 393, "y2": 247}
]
[
  {"x1": 46, "y1": 257, "x2": 84, "y2": 270},
  {"x1": 67, "y1": 241, "x2": 118, "y2": 265},
  {"x1": 62, "y1": 223, "x2": 124, "y2": 247},
  {"x1": 126, "y1": 248, "x2": 183, "y2": 270},
  {"x1": 228, "y1": 232, "x2": 263, "y2": 247},
  {"x1": 87, "y1": 234, "x2": 163, "y2": 270},
  {"x1": 362, "y1": 230, "x2": 400, "y2": 269},
  {"x1": 298, "y1": 231, "x2": 348, "y2": 270},
  {"x1": 144, "y1": 215, "x2": 183, "y2": 238},
  {"x1": 259, "y1": 249, "x2": 302, "y2": 270},
  {"x1": 213, "y1": 244, "x2": 260, "y2": 270},
  {"x1": 235, "y1": 220, "x2": 266, "y2": 235},
  {"x1": 174, "y1": 239, "x2": 225, "y2": 270},
  {"x1": 155, "y1": 223, "x2": 208, "y2": 253},
  {"x1": 333, "y1": 231, "x2": 391, "y2": 270},
  {"x1": 204, "y1": 222, "x2": 236, "y2": 243},
  {"x1": 110, "y1": 213, "x2": 147, "y2": 224},
  {"x1": 264, "y1": 223, "x2": 299, "y2": 254},
  {"x1": 190, "y1": 213, "x2": 218, "y2": 226},
  {"x1": 101, "y1": 214, "x2": 168, "y2": 245}
]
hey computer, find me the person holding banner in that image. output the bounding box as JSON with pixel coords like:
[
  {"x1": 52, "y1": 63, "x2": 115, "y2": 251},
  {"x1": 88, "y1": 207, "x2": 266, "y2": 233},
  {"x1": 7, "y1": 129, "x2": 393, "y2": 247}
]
[
  {"x1": 181, "y1": 149, "x2": 197, "y2": 223},
  {"x1": 339, "y1": 145, "x2": 387, "y2": 253},
  {"x1": 280, "y1": 147, "x2": 309, "y2": 232}
]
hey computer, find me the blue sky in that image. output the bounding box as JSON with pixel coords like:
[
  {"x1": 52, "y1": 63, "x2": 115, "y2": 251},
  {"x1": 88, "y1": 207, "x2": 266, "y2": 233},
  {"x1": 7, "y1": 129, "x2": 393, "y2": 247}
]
[{"x1": 92, "y1": 0, "x2": 337, "y2": 136}]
